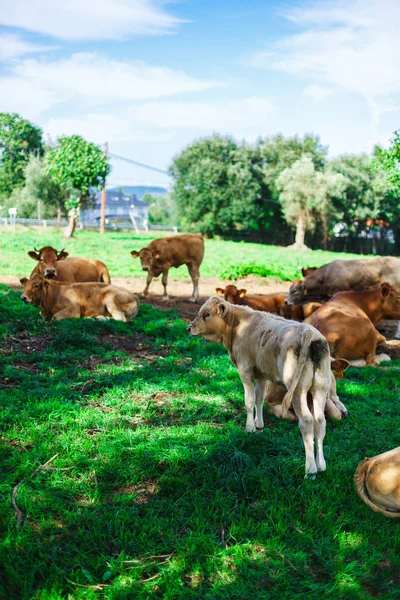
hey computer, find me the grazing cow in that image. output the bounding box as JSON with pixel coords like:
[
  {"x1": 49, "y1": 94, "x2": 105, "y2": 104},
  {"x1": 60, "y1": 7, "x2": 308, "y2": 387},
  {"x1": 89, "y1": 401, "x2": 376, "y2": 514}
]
[
  {"x1": 266, "y1": 358, "x2": 349, "y2": 421},
  {"x1": 286, "y1": 257, "x2": 400, "y2": 305},
  {"x1": 20, "y1": 275, "x2": 139, "y2": 322},
  {"x1": 278, "y1": 302, "x2": 322, "y2": 321},
  {"x1": 305, "y1": 283, "x2": 400, "y2": 366},
  {"x1": 131, "y1": 234, "x2": 204, "y2": 302},
  {"x1": 28, "y1": 246, "x2": 111, "y2": 284},
  {"x1": 355, "y1": 447, "x2": 400, "y2": 517},
  {"x1": 188, "y1": 296, "x2": 335, "y2": 476},
  {"x1": 215, "y1": 285, "x2": 285, "y2": 313}
]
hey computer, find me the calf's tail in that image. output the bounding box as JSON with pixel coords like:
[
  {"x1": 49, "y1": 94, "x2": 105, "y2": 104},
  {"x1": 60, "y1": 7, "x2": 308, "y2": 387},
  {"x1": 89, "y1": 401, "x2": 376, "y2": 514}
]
[
  {"x1": 354, "y1": 459, "x2": 400, "y2": 518},
  {"x1": 281, "y1": 329, "x2": 313, "y2": 418},
  {"x1": 100, "y1": 265, "x2": 111, "y2": 284}
]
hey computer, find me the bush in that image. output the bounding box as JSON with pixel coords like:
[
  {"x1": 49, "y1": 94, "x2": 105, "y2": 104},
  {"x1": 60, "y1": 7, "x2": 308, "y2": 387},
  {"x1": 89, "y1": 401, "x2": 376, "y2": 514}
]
[{"x1": 219, "y1": 261, "x2": 297, "y2": 281}]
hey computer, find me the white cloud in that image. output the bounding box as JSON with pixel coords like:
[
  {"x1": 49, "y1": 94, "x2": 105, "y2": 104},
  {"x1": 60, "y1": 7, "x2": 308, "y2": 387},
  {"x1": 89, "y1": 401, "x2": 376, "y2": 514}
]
[
  {"x1": 303, "y1": 84, "x2": 334, "y2": 103},
  {"x1": 0, "y1": 0, "x2": 183, "y2": 41},
  {"x1": 0, "y1": 33, "x2": 55, "y2": 60},
  {"x1": 249, "y1": 0, "x2": 400, "y2": 134},
  {"x1": 0, "y1": 53, "x2": 219, "y2": 118},
  {"x1": 134, "y1": 97, "x2": 275, "y2": 135}
]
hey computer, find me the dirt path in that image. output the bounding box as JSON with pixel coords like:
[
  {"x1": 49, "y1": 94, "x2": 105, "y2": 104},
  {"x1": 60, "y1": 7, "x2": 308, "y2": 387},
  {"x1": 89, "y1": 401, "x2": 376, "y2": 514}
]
[{"x1": 1, "y1": 274, "x2": 291, "y2": 321}]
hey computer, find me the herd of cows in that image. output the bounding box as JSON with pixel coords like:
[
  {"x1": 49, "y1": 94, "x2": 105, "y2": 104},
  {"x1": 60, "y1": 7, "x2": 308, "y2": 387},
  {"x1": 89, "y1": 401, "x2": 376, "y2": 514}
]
[{"x1": 17, "y1": 233, "x2": 400, "y2": 517}]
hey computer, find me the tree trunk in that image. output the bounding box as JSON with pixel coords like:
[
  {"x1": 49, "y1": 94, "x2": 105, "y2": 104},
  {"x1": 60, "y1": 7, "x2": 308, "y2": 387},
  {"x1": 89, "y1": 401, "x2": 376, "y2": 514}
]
[
  {"x1": 287, "y1": 210, "x2": 310, "y2": 250},
  {"x1": 56, "y1": 207, "x2": 61, "y2": 231},
  {"x1": 64, "y1": 209, "x2": 77, "y2": 238}
]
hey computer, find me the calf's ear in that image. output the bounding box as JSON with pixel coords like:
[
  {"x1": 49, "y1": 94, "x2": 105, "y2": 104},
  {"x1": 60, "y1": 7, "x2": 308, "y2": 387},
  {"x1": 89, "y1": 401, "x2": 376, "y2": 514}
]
[
  {"x1": 131, "y1": 250, "x2": 140, "y2": 258},
  {"x1": 57, "y1": 250, "x2": 69, "y2": 261},
  {"x1": 154, "y1": 251, "x2": 161, "y2": 259},
  {"x1": 28, "y1": 251, "x2": 40, "y2": 261},
  {"x1": 215, "y1": 288, "x2": 224, "y2": 296},
  {"x1": 331, "y1": 358, "x2": 350, "y2": 378},
  {"x1": 218, "y1": 303, "x2": 227, "y2": 317},
  {"x1": 302, "y1": 284, "x2": 308, "y2": 295},
  {"x1": 239, "y1": 289, "x2": 247, "y2": 298},
  {"x1": 20, "y1": 277, "x2": 28, "y2": 285},
  {"x1": 381, "y1": 282, "x2": 391, "y2": 297}
]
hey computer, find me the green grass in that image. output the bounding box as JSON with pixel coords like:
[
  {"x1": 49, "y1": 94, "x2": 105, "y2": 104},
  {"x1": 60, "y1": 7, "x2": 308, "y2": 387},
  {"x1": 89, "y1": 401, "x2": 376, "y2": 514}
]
[
  {"x1": 1, "y1": 284, "x2": 400, "y2": 599},
  {"x1": 0, "y1": 228, "x2": 365, "y2": 281}
]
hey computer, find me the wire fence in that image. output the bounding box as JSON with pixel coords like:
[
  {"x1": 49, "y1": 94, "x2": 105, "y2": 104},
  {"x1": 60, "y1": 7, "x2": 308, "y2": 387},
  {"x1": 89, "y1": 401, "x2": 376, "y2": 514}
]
[{"x1": 0, "y1": 217, "x2": 179, "y2": 233}]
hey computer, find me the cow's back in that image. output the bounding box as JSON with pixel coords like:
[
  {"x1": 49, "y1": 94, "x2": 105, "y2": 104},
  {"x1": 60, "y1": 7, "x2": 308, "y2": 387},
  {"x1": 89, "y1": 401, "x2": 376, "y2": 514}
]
[
  {"x1": 150, "y1": 234, "x2": 204, "y2": 266},
  {"x1": 57, "y1": 257, "x2": 108, "y2": 283}
]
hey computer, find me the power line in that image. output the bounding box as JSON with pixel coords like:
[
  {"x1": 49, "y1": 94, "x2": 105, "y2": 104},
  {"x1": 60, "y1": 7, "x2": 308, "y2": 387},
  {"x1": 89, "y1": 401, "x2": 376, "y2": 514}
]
[{"x1": 108, "y1": 152, "x2": 170, "y2": 176}]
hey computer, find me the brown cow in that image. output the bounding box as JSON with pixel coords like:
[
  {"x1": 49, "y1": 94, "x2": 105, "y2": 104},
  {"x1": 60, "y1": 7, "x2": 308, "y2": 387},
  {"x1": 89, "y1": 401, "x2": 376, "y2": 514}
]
[
  {"x1": 355, "y1": 447, "x2": 400, "y2": 517},
  {"x1": 305, "y1": 283, "x2": 400, "y2": 365},
  {"x1": 286, "y1": 257, "x2": 400, "y2": 305},
  {"x1": 20, "y1": 275, "x2": 138, "y2": 322},
  {"x1": 301, "y1": 267, "x2": 318, "y2": 277},
  {"x1": 216, "y1": 285, "x2": 285, "y2": 313},
  {"x1": 131, "y1": 234, "x2": 204, "y2": 302},
  {"x1": 266, "y1": 358, "x2": 349, "y2": 421},
  {"x1": 278, "y1": 302, "x2": 322, "y2": 321},
  {"x1": 28, "y1": 246, "x2": 111, "y2": 283}
]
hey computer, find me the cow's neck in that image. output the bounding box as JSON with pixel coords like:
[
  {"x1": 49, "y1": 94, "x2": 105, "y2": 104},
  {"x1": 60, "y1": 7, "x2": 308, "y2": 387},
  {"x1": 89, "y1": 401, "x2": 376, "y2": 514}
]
[
  {"x1": 222, "y1": 310, "x2": 240, "y2": 356},
  {"x1": 355, "y1": 294, "x2": 384, "y2": 324},
  {"x1": 40, "y1": 283, "x2": 58, "y2": 319}
]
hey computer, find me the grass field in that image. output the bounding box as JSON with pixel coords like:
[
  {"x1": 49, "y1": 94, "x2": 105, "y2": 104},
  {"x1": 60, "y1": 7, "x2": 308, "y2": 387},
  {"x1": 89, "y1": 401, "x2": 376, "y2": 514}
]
[
  {"x1": 0, "y1": 228, "x2": 364, "y2": 282},
  {"x1": 1, "y1": 230, "x2": 400, "y2": 598}
]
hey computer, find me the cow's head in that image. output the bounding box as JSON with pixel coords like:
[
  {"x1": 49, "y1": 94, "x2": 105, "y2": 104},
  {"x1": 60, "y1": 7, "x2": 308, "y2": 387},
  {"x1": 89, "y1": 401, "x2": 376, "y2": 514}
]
[
  {"x1": 215, "y1": 284, "x2": 246, "y2": 304},
  {"x1": 380, "y1": 282, "x2": 400, "y2": 319},
  {"x1": 20, "y1": 275, "x2": 49, "y2": 306},
  {"x1": 187, "y1": 296, "x2": 232, "y2": 343},
  {"x1": 278, "y1": 303, "x2": 304, "y2": 321},
  {"x1": 28, "y1": 246, "x2": 69, "y2": 279},
  {"x1": 285, "y1": 279, "x2": 307, "y2": 305},
  {"x1": 131, "y1": 248, "x2": 161, "y2": 273}
]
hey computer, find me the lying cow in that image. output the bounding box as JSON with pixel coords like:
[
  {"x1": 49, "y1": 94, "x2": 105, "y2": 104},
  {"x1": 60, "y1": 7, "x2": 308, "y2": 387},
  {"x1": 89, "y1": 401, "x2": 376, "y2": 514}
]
[
  {"x1": 278, "y1": 302, "x2": 322, "y2": 321},
  {"x1": 20, "y1": 275, "x2": 139, "y2": 322},
  {"x1": 305, "y1": 283, "x2": 400, "y2": 366},
  {"x1": 188, "y1": 296, "x2": 336, "y2": 476},
  {"x1": 266, "y1": 358, "x2": 349, "y2": 422},
  {"x1": 355, "y1": 447, "x2": 400, "y2": 517},
  {"x1": 131, "y1": 234, "x2": 204, "y2": 302},
  {"x1": 215, "y1": 285, "x2": 285, "y2": 313},
  {"x1": 28, "y1": 246, "x2": 111, "y2": 283},
  {"x1": 286, "y1": 257, "x2": 400, "y2": 305}
]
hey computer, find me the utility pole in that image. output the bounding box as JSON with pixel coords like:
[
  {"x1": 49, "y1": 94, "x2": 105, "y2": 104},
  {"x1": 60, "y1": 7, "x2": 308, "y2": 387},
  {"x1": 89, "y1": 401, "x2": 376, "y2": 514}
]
[{"x1": 99, "y1": 141, "x2": 108, "y2": 234}]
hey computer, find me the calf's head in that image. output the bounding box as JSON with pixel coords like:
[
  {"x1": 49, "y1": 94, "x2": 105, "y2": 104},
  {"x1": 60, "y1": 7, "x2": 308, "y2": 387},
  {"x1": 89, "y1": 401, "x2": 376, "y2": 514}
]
[
  {"x1": 215, "y1": 285, "x2": 246, "y2": 304},
  {"x1": 285, "y1": 279, "x2": 306, "y2": 305},
  {"x1": 28, "y1": 246, "x2": 68, "y2": 279},
  {"x1": 131, "y1": 248, "x2": 161, "y2": 273},
  {"x1": 20, "y1": 275, "x2": 49, "y2": 306},
  {"x1": 380, "y1": 282, "x2": 400, "y2": 319},
  {"x1": 187, "y1": 296, "x2": 232, "y2": 343}
]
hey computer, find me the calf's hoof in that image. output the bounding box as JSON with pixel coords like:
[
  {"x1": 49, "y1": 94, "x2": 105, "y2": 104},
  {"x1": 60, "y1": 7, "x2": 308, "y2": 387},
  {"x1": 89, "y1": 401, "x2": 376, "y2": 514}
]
[{"x1": 245, "y1": 424, "x2": 255, "y2": 433}]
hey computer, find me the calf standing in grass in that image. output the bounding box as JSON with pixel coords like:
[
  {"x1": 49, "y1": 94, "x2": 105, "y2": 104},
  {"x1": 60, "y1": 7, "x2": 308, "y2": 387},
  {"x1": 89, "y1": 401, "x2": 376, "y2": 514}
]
[
  {"x1": 216, "y1": 285, "x2": 285, "y2": 313},
  {"x1": 355, "y1": 447, "x2": 400, "y2": 517},
  {"x1": 20, "y1": 275, "x2": 139, "y2": 322},
  {"x1": 131, "y1": 234, "x2": 204, "y2": 302},
  {"x1": 188, "y1": 296, "x2": 334, "y2": 476}
]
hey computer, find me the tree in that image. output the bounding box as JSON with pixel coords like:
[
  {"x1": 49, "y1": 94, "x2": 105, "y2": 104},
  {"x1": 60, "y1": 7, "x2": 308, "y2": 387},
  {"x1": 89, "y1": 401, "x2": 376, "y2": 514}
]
[
  {"x1": 142, "y1": 192, "x2": 177, "y2": 226},
  {"x1": 4, "y1": 154, "x2": 66, "y2": 219},
  {"x1": 45, "y1": 135, "x2": 110, "y2": 237},
  {"x1": 373, "y1": 138, "x2": 400, "y2": 253},
  {"x1": 276, "y1": 156, "x2": 345, "y2": 250},
  {"x1": 0, "y1": 113, "x2": 43, "y2": 199}
]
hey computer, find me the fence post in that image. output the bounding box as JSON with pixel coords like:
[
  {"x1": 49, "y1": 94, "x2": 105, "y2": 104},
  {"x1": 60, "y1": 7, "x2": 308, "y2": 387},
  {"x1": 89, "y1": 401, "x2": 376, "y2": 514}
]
[{"x1": 100, "y1": 141, "x2": 108, "y2": 234}]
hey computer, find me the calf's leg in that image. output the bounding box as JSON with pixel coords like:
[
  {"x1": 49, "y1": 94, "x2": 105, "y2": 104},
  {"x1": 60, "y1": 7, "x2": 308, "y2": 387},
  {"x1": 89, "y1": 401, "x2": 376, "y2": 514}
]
[
  {"x1": 161, "y1": 267, "x2": 170, "y2": 302},
  {"x1": 238, "y1": 367, "x2": 256, "y2": 432},
  {"x1": 187, "y1": 262, "x2": 200, "y2": 303},
  {"x1": 292, "y1": 391, "x2": 317, "y2": 476},
  {"x1": 52, "y1": 307, "x2": 81, "y2": 320},
  {"x1": 142, "y1": 272, "x2": 153, "y2": 296},
  {"x1": 254, "y1": 378, "x2": 267, "y2": 429}
]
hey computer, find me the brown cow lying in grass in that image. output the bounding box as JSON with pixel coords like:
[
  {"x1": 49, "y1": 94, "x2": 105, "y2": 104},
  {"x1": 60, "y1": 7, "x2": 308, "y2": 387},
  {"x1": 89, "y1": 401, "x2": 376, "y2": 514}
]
[
  {"x1": 28, "y1": 246, "x2": 111, "y2": 283},
  {"x1": 355, "y1": 447, "x2": 400, "y2": 517},
  {"x1": 278, "y1": 302, "x2": 322, "y2": 321},
  {"x1": 20, "y1": 275, "x2": 139, "y2": 322},
  {"x1": 266, "y1": 358, "x2": 349, "y2": 421},
  {"x1": 216, "y1": 285, "x2": 285, "y2": 313},
  {"x1": 188, "y1": 296, "x2": 336, "y2": 476},
  {"x1": 305, "y1": 283, "x2": 400, "y2": 366},
  {"x1": 131, "y1": 234, "x2": 204, "y2": 302}
]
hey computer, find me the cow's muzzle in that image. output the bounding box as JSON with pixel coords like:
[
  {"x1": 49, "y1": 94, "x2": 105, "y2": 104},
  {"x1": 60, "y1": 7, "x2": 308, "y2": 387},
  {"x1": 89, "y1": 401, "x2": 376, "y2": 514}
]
[
  {"x1": 21, "y1": 294, "x2": 31, "y2": 304},
  {"x1": 44, "y1": 268, "x2": 57, "y2": 278},
  {"x1": 142, "y1": 267, "x2": 149, "y2": 271},
  {"x1": 187, "y1": 324, "x2": 192, "y2": 333}
]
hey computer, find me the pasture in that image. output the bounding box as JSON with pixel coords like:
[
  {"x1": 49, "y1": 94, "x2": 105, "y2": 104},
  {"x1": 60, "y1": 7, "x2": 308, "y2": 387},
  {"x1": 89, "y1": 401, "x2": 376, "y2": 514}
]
[{"x1": 1, "y1": 230, "x2": 400, "y2": 599}]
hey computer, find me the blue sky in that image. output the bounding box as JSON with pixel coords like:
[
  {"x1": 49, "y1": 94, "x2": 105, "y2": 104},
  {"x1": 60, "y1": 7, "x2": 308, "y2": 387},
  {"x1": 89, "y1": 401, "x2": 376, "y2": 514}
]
[{"x1": 1, "y1": 0, "x2": 399, "y2": 188}]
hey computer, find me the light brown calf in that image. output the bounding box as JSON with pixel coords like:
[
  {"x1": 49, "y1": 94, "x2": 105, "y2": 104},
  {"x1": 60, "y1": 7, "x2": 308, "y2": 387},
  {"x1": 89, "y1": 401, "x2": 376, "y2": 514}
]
[
  {"x1": 131, "y1": 234, "x2": 204, "y2": 302},
  {"x1": 28, "y1": 246, "x2": 111, "y2": 283},
  {"x1": 266, "y1": 358, "x2": 349, "y2": 421},
  {"x1": 355, "y1": 447, "x2": 400, "y2": 517},
  {"x1": 216, "y1": 285, "x2": 285, "y2": 313},
  {"x1": 20, "y1": 275, "x2": 138, "y2": 322},
  {"x1": 188, "y1": 297, "x2": 335, "y2": 476},
  {"x1": 305, "y1": 283, "x2": 400, "y2": 365}
]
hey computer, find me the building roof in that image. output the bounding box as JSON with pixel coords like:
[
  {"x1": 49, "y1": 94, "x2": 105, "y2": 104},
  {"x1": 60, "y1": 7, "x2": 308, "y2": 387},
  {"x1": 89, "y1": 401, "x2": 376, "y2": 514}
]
[{"x1": 92, "y1": 190, "x2": 149, "y2": 209}]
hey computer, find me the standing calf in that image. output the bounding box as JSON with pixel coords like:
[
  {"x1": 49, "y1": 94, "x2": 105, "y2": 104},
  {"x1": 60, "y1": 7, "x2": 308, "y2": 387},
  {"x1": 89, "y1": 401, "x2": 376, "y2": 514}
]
[{"x1": 188, "y1": 297, "x2": 335, "y2": 476}]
